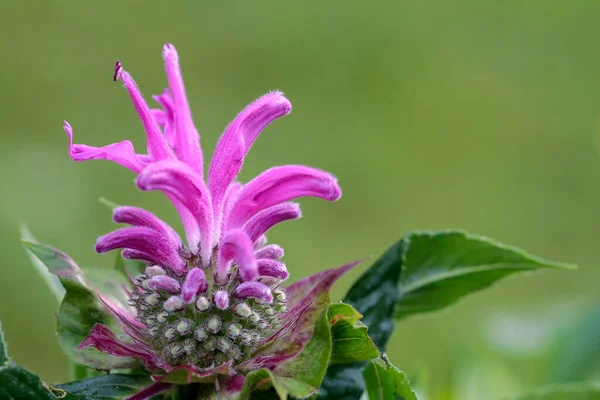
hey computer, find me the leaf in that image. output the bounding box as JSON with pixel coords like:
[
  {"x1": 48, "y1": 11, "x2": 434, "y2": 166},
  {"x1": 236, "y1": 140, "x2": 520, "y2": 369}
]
[
  {"x1": 328, "y1": 304, "x2": 379, "y2": 364},
  {"x1": 394, "y1": 230, "x2": 574, "y2": 320},
  {"x1": 512, "y1": 382, "x2": 600, "y2": 400},
  {"x1": 56, "y1": 374, "x2": 154, "y2": 400},
  {"x1": 320, "y1": 242, "x2": 404, "y2": 399},
  {"x1": 362, "y1": 356, "x2": 417, "y2": 400},
  {"x1": 20, "y1": 224, "x2": 66, "y2": 302},
  {"x1": 270, "y1": 303, "x2": 375, "y2": 399},
  {"x1": 22, "y1": 241, "x2": 139, "y2": 370},
  {"x1": 238, "y1": 369, "x2": 288, "y2": 400},
  {"x1": 0, "y1": 363, "x2": 63, "y2": 400},
  {"x1": 321, "y1": 230, "x2": 572, "y2": 399}
]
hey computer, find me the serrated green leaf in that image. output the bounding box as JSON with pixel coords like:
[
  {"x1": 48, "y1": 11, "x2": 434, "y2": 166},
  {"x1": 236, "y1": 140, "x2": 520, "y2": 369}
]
[
  {"x1": 22, "y1": 241, "x2": 139, "y2": 370},
  {"x1": 362, "y1": 356, "x2": 417, "y2": 400},
  {"x1": 321, "y1": 230, "x2": 571, "y2": 399},
  {"x1": 0, "y1": 320, "x2": 8, "y2": 366},
  {"x1": 20, "y1": 224, "x2": 66, "y2": 302},
  {"x1": 56, "y1": 374, "x2": 153, "y2": 400},
  {"x1": 512, "y1": 382, "x2": 600, "y2": 400},
  {"x1": 328, "y1": 304, "x2": 379, "y2": 364},
  {"x1": 395, "y1": 230, "x2": 573, "y2": 320},
  {"x1": 271, "y1": 303, "x2": 375, "y2": 399},
  {"x1": 320, "y1": 242, "x2": 404, "y2": 399}
]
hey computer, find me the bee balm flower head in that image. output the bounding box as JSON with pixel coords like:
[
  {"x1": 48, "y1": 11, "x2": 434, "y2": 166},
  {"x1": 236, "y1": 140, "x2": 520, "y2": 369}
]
[{"x1": 63, "y1": 44, "x2": 353, "y2": 395}]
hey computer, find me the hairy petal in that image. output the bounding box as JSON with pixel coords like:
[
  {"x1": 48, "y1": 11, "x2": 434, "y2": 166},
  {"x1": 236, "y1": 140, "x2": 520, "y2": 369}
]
[
  {"x1": 122, "y1": 249, "x2": 162, "y2": 267},
  {"x1": 257, "y1": 259, "x2": 289, "y2": 280},
  {"x1": 116, "y1": 66, "x2": 172, "y2": 161},
  {"x1": 209, "y1": 92, "x2": 292, "y2": 235},
  {"x1": 254, "y1": 244, "x2": 284, "y2": 260},
  {"x1": 234, "y1": 281, "x2": 273, "y2": 303},
  {"x1": 96, "y1": 227, "x2": 185, "y2": 275},
  {"x1": 147, "y1": 276, "x2": 181, "y2": 293},
  {"x1": 181, "y1": 267, "x2": 207, "y2": 303},
  {"x1": 226, "y1": 165, "x2": 341, "y2": 230},
  {"x1": 113, "y1": 206, "x2": 181, "y2": 248},
  {"x1": 63, "y1": 121, "x2": 149, "y2": 173},
  {"x1": 136, "y1": 160, "x2": 213, "y2": 265},
  {"x1": 244, "y1": 203, "x2": 301, "y2": 243},
  {"x1": 162, "y1": 44, "x2": 203, "y2": 174},
  {"x1": 217, "y1": 229, "x2": 257, "y2": 283}
]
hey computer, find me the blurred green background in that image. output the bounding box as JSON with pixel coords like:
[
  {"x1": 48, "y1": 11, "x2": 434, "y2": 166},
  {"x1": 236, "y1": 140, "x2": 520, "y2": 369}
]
[{"x1": 2, "y1": 1, "x2": 600, "y2": 398}]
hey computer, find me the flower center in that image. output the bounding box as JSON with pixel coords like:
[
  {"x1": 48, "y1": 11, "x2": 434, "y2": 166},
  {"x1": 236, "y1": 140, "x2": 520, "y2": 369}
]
[{"x1": 130, "y1": 267, "x2": 287, "y2": 369}]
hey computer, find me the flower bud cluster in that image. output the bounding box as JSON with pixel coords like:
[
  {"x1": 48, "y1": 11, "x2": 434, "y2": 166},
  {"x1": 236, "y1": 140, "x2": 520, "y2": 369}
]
[{"x1": 130, "y1": 265, "x2": 287, "y2": 368}]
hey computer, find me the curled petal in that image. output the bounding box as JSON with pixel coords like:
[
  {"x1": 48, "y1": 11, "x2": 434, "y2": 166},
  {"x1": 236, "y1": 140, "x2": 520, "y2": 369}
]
[
  {"x1": 226, "y1": 165, "x2": 341, "y2": 230},
  {"x1": 113, "y1": 206, "x2": 181, "y2": 248},
  {"x1": 78, "y1": 323, "x2": 157, "y2": 370},
  {"x1": 116, "y1": 66, "x2": 172, "y2": 161},
  {"x1": 136, "y1": 160, "x2": 213, "y2": 265},
  {"x1": 244, "y1": 203, "x2": 301, "y2": 243},
  {"x1": 254, "y1": 244, "x2": 284, "y2": 260},
  {"x1": 209, "y1": 92, "x2": 292, "y2": 234},
  {"x1": 257, "y1": 259, "x2": 289, "y2": 280},
  {"x1": 217, "y1": 229, "x2": 257, "y2": 283},
  {"x1": 214, "y1": 290, "x2": 230, "y2": 310},
  {"x1": 147, "y1": 276, "x2": 181, "y2": 293},
  {"x1": 162, "y1": 44, "x2": 204, "y2": 174},
  {"x1": 234, "y1": 282, "x2": 273, "y2": 303},
  {"x1": 63, "y1": 121, "x2": 148, "y2": 173},
  {"x1": 122, "y1": 249, "x2": 162, "y2": 267},
  {"x1": 96, "y1": 227, "x2": 185, "y2": 275},
  {"x1": 182, "y1": 268, "x2": 207, "y2": 303}
]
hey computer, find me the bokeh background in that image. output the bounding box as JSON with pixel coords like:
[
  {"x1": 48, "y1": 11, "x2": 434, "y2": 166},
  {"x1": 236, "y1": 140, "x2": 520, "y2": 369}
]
[{"x1": 2, "y1": 1, "x2": 600, "y2": 398}]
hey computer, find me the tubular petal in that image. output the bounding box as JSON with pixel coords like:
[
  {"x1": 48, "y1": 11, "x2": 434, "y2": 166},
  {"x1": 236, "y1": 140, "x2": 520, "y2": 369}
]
[
  {"x1": 234, "y1": 282, "x2": 273, "y2": 303},
  {"x1": 244, "y1": 203, "x2": 301, "y2": 243},
  {"x1": 122, "y1": 249, "x2": 164, "y2": 268},
  {"x1": 63, "y1": 121, "x2": 148, "y2": 173},
  {"x1": 226, "y1": 165, "x2": 341, "y2": 230},
  {"x1": 181, "y1": 268, "x2": 207, "y2": 303},
  {"x1": 257, "y1": 259, "x2": 289, "y2": 280},
  {"x1": 116, "y1": 68, "x2": 172, "y2": 161},
  {"x1": 209, "y1": 92, "x2": 292, "y2": 233},
  {"x1": 96, "y1": 227, "x2": 185, "y2": 275},
  {"x1": 113, "y1": 206, "x2": 181, "y2": 248},
  {"x1": 254, "y1": 244, "x2": 284, "y2": 260},
  {"x1": 147, "y1": 276, "x2": 181, "y2": 293},
  {"x1": 162, "y1": 44, "x2": 204, "y2": 174},
  {"x1": 136, "y1": 160, "x2": 213, "y2": 265},
  {"x1": 217, "y1": 229, "x2": 257, "y2": 283}
]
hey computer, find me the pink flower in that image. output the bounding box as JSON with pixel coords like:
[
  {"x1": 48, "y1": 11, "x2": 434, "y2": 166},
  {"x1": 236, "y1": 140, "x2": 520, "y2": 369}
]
[{"x1": 64, "y1": 44, "x2": 353, "y2": 397}]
